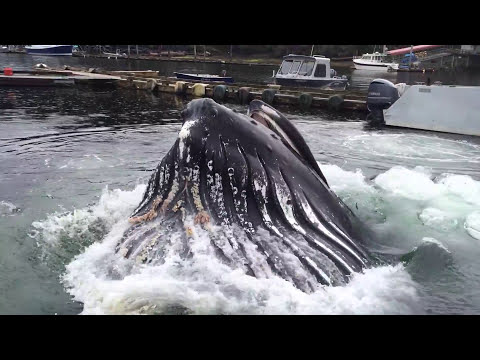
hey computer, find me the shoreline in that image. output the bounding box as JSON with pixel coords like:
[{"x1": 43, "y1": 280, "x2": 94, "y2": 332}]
[
  {"x1": 3, "y1": 50, "x2": 354, "y2": 68},
  {"x1": 76, "y1": 52, "x2": 283, "y2": 66}
]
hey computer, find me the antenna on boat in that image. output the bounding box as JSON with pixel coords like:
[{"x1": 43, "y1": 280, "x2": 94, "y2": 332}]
[
  {"x1": 310, "y1": 45, "x2": 315, "y2": 56},
  {"x1": 203, "y1": 45, "x2": 207, "y2": 76},
  {"x1": 193, "y1": 45, "x2": 198, "y2": 76}
]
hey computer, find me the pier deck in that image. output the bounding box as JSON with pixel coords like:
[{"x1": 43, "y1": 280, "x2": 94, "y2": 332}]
[
  {"x1": 0, "y1": 69, "x2": 122, "y2": 87},
  {"x1": 0, "y1": 67, "x2": 367, "y2": 112}
]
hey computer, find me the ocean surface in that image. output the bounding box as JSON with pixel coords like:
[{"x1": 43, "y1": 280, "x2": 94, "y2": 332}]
[{"x1": 1, "y1": 53, "x2": 480, "y2": 314}]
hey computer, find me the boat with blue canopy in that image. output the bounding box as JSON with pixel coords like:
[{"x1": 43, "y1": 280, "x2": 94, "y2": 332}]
[{"x1": 174, "y1": 72, "x2": 234, "y2": 83}]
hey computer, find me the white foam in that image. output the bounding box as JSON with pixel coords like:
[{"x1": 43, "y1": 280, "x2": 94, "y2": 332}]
[
  {"x1": 438, "y1": 174, "x2": 480, "y2": 206},
  {"x1": 319, "y1": 163, "x2": 480, "y2": 244},
  {"x1": 54, "y1": 180, "x2": 419, "y2": 315},
  {"x1": 320, "y1": 164, "x2": 373, "y2": 194},
  {"x1": 31, "y1": 185, "x2": 146, "y2": 245},
  {"x1": 0, "y1": 200, "x2": 20, "y2": 216},
  {"x1": 465, "y1": 212, "x2": 480, "y2": 240},
  {"x1": 374, "y1": 166, "x2": 444, "y2": 201},
  {"x1": 63, "y1": 220, "x2": 418, "y2": 314},
  {"x1": 419, "y1": 208, "x2": 458, "y2": 231},
  {"x1": 42, "y1": 163, "x2": 480, "y2": 315}
]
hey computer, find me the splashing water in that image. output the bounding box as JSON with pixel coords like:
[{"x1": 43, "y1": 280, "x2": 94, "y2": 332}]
[{"x1": 31, "y1": 163, "x2": 480, "y2": 314}]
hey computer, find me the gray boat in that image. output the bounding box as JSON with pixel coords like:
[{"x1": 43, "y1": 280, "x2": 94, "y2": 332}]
[
  {"x1": 367, "y1": 78, "x2": 480, "y2": 137},
  {"x1": 274, "y1": 54, "x2": 349, "y2": 90}
]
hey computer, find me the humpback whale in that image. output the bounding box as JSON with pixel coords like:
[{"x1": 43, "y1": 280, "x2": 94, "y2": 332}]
[{"x1": 117, "y1": 98, "x2": 371, "y2": 292}]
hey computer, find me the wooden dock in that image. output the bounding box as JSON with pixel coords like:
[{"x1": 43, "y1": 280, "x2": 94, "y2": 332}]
[
  {"x1": 1, "y1": 66, "x2": 368, "y2": 112},
  {"x1": 104, "y1": 69, "x2": 367, "y2": 112},
  {"x1": 0, "y1": 68, "x2": 122, "y2": 87}
]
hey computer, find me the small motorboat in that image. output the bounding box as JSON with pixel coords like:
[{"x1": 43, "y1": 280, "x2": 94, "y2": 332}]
[
  {"x1": 174, "y1": 72, "x2": 234, "y2": 83},
  {"x1": 353, "y1": 52, "x2": 399, "y2": 71},
  {"x1": 274, "y1": 54, "x2": 349, "y2": 90},
  {"x1": 367, "y1": 78, "x2": 480, "y2": 136},
  {"x1": 25, "y1": 45, "x2": 73, "y2": 56}
]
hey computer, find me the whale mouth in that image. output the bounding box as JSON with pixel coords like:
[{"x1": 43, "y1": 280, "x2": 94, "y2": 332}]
[
  {"x1": 119, "y1": 98, "x2": 370, "y2": 291},
  {"x1": 248, "y1": 108, "x2": 304, "y2": 159},
  {"x1": 246, "y1": 100, "x2": 328, "y2": 186}
]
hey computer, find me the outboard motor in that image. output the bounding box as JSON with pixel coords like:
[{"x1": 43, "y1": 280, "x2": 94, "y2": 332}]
[{"x1": 367, "y1": 79, "x2": 399, "y2": 121}]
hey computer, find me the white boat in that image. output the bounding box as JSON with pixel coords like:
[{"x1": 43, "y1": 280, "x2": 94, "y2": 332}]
[
  {"x1": 353, "y1": 52, "x2": 399, "y2": 71},
  {"x1": 25, "y1": 45, "x2": 73, "y2": 56},
  {"x1": 274, "y1": 54, "x2": 349, "y2": 90},
  {"x1": 367, "y1": 79, "x2": 480, "y2": 137},
  {"x1": 103, "y1": 50, "x2": 128, "y2": 59}
]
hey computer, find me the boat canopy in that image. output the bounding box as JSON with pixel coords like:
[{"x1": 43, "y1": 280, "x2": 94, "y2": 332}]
[
  {"x1": 387, "y1": 45, "x2": 442, "y2": 56},
  {"x1": 360, "y1": 52, "x2": 390, "y2": 61},
  {"x1": 278, "y1": 55, "x2": 330, "y2": 77},
  {"x1": 282, "y1": 54, "x2": 329, "y2": 62}
]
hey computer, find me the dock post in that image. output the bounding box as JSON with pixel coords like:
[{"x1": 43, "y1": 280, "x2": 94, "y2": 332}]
[{"x1": 408, "y1": 45, "x2": 413, "y2": 70}]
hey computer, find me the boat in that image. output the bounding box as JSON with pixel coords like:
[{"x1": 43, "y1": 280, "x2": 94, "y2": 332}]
[
  {"x1": 398, "y1": 53, "x2": 421, "y2": 69},
  {"x1": 103, "y1": 50, "x2": 128, "y2": 59},
  {"x1": 274, "y1": 54, "x2": 349, "y2": 89},
  {"x1": 174, "y1": 72, "x2": 234, "y2": 83},
  {"x1": 25, "y1": 45, "x2": 73, "y2": 56},
  {"x1": 366, "y1": 78, "x2": 480, "y2": 136},
  {"x1": 353, "y1": 51, "x2": 399, "y2": 71}
]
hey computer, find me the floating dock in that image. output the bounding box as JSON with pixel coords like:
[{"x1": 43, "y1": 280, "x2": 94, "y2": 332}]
[
  {"x1": 0, "y1": 69, "x2": 122, "y2": 87},
  {"x1": 106, "y1": 69, "x2": 367, "y2": 112},
  {"x1": 0, "y1": 67, "x2": 368, "y2": 112}
]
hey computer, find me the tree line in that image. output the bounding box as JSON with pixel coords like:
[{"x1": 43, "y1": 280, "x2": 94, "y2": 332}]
[{"x1": 81, "y1": 45, "x2": 416, "y2": 58}]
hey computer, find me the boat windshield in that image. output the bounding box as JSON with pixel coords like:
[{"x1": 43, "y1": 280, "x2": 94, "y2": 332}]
[
  {"x1": 278, "y1": 59, "x2": 304, "y2": 75},
  {"x1": 290, "y1": 60, "x2": 302, "y2": 74},
  {"x1": 298, "y1": 60, "x2": 315, "y2": 76},
  {"x1": 278, "y1": 60, "x2": 293, "y2": 74}
]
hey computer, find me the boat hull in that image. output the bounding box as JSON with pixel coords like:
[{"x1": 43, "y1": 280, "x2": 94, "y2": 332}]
[
  {"x1": 353, "y1": 60, "x2": 396, "y2": 71},
  {"x1": 275, "y1": 77, "x2": 348, "y2": 89},
  {"x1": 383, "y1": 85, "x2": 480, "y2": 137},
  {"x1": 25, "y1": 45, "x2": 73, "y2": 56},
  {"x1": 174, "y1": 72, "x2": 234, "y2": 83}
]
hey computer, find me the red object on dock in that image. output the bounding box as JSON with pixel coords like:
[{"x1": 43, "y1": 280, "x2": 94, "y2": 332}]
[
  {"x1": 386, "y1": 45, "x2": 443, "y2": 56},
  {"x1": 4, "y1": 68, "x2": 13, "y2": 76}
]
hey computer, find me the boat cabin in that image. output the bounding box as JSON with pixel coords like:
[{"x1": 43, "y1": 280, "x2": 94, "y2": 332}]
[
  {"x1": 275, "y1": 54, "x2": 348, "y2": 89},
  {"x1": 358, "y1": 52, "x2": 395, "y2": 63},
  {"x1": 276, "y1": 54, "x2": 334, "y2": 79}
]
